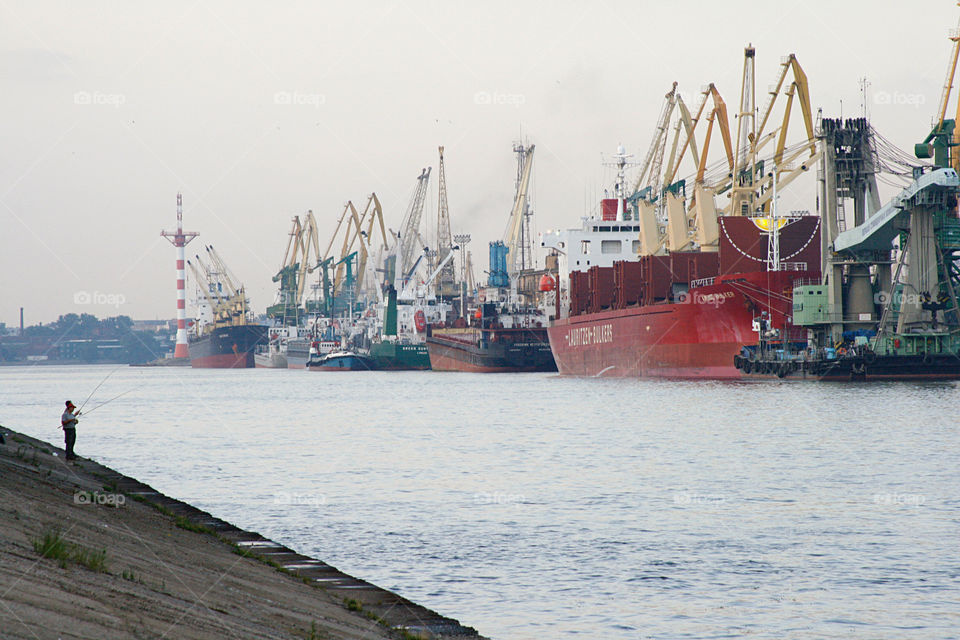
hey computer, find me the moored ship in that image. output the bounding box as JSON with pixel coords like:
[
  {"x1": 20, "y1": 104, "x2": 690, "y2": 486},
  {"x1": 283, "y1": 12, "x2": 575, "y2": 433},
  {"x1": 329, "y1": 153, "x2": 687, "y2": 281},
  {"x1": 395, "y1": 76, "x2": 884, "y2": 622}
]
[
  {"x1": 427, "y1": 142, "x2": 557, "y2": 373},
  {"x1": 187, "y1": 245, "x2": 266, "y2": 368},
  {"x1": 427, "y1": 303, "x2": 556, "y2": 372},
  {"x1": 191, "y1": 324, "x2": 268, "y2": 368},
  {"x1": 543, "y1": 48, "x2": 823, "y2": 378},
  {"x1": 546, "y1": 218, "x2": 819, "y2": 378}
]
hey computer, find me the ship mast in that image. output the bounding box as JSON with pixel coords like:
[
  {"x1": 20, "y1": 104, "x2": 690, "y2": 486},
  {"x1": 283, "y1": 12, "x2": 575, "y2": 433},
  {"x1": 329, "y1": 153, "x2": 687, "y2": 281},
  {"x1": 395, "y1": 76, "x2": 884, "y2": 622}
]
[{"x1": 767, "y1": 165, "x2": 780, "y2": 271}]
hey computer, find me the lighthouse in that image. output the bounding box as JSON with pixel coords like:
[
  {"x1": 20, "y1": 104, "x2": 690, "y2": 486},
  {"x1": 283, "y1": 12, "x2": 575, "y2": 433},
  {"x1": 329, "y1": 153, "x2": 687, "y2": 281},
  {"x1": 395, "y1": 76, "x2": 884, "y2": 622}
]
[{"x1": 161, "y1": 193, "x2": 198, "y2": 359}]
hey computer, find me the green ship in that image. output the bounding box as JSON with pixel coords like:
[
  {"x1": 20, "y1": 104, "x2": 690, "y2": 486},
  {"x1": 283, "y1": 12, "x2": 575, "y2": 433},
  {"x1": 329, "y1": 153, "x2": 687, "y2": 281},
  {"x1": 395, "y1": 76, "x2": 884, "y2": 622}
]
[
  {"x1": 366, "y1": 286, "x2": 435, "y2": 370},
  {"x1": 368, "y1": 341, "x2": 430, "y2": 370}
]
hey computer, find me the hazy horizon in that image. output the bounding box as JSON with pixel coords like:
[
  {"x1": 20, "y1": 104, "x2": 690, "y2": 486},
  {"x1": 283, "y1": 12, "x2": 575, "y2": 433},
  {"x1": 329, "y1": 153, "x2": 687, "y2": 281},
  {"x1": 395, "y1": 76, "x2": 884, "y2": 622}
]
[{"x1": 2, "y1": 0, "x2": 954, "y2": 326}]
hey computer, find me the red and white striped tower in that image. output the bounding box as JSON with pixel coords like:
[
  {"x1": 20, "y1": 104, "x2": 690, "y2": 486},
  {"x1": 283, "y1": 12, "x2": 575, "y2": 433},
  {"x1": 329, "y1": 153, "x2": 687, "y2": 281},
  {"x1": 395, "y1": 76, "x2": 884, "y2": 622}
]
[{"x1": 161, "y1": 193, "x2": 198, "y2": 359}]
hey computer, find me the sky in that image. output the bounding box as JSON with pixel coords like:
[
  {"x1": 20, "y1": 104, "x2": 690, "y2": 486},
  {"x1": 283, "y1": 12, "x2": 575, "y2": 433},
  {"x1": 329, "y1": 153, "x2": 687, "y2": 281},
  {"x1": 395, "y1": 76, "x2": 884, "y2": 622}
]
[{"x1": 1, "y1": 0, "x2": 956, "y2": 326}]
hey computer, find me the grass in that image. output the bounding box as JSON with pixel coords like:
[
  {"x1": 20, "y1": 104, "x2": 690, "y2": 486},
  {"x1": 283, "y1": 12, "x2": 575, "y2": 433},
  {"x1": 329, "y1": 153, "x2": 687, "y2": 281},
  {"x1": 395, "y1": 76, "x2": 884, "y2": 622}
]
[
  {"x1": 32, "y1": 528, "x2": 109, "y2": 572},
  {"x1": 91, "y1": 472, "x2": 416, "y2": 637},
  {"x1": 32, "y1": 528, "x2": 71, "y2": 568},
  {"x1": 73, "y1": 545, "x2": 109, "y2": 572},
  {"x1": 15, "y1": 446, "x2": 40, "y2": 467},
  {"x1": 121, "y1": 568, "x2": 143, "y2": 583},
  {"x1": 174, "y1": 516, "x2": 214, "y2": 535}
]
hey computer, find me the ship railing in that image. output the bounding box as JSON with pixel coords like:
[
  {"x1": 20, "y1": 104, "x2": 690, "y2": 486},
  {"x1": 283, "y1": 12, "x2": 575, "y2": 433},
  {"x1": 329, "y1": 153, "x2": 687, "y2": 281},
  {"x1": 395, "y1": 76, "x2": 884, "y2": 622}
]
[
  {"x1": 792, "y1": 277, "x2": 823, "y2": 288},
  {"x1": 690, "y1": 276, "x2": 716, "y2": 289},
  {"x1": 779, "y1": 262, "x2": 808, "y2": 271}
]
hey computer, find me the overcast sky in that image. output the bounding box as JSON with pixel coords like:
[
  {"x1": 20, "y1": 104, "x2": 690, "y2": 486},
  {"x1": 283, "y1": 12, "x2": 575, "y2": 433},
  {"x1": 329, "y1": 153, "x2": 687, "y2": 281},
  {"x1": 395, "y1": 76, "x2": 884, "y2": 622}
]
[{"x1": 1, "y1": 0, "x2": 955, "y2": 326}]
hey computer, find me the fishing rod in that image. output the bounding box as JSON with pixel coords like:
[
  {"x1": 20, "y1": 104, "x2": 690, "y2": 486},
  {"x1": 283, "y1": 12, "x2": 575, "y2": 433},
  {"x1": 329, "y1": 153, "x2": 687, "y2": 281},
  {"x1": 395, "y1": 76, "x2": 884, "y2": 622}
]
[
  {"x1": 76, "y1": 366, "x2": 122, "y2": 414},
  {"x1": 81, "y1": 389, "x2": 134, "y2": 417}
]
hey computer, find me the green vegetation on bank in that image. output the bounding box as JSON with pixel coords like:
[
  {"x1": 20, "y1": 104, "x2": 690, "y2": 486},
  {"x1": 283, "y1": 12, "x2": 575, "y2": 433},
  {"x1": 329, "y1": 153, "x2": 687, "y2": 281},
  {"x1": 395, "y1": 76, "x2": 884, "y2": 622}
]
[{"x1": 32, "y1": 527, "x2": 109, "y2": 572}]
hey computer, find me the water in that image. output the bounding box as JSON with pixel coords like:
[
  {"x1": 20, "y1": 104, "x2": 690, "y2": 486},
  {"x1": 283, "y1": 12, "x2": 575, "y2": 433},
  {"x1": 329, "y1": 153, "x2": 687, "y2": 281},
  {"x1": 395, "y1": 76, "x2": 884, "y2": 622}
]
[{"x1": 2, "y1": 365, "x2": 958, "y2": 639}]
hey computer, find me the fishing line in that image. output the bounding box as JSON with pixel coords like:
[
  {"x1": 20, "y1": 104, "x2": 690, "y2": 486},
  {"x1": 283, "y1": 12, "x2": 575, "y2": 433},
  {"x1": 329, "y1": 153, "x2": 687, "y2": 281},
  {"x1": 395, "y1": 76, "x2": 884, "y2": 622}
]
[
  {"x1": 81, "y1": 389, "x2": 135, "y2": 417},
  {"x1": 77, "y1": 366, "x2": 123, "y2": 414}
]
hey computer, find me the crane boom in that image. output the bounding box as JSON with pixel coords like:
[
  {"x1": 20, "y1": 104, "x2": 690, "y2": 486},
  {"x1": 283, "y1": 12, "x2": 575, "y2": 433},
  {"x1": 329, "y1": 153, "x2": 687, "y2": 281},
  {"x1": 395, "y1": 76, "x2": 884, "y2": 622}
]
[
  {"x1": 398, "y1": 167, "x2": 432, "y2": 278},
  {"x1": 938, "y1": 21, "x2": 960, "y2": 130},
  {"x1": 436, "y1": 146, "x2": 456, "y2": 297},
  {"x1": 503, "y1": 144, "x2": 535, "y2": 277},
  {"x1": 205, "y1": 245, "x2": 240, "y2": 297},
  {"x1": 633, "y1": 82, "x2": 678, "y2": 195}
]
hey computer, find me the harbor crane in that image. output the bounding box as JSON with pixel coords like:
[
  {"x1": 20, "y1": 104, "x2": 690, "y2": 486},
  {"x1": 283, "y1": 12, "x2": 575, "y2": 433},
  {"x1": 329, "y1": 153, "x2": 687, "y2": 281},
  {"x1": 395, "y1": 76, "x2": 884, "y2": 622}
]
[
  {"x1": 397, "y1": 168, "x2": 432, "y2": 279},
  {"x1": 436, "y1": 147, "x2": 457, "y2": 298},
  {"x1": 502, "y1": 143, "x2": 535, "y2": 279},
  {"x1": 916, "y1": 9, "x2": 960, "y2": 173},
  {"x1": 268, "y1": 211, "x2": 322, "y2": 324}
]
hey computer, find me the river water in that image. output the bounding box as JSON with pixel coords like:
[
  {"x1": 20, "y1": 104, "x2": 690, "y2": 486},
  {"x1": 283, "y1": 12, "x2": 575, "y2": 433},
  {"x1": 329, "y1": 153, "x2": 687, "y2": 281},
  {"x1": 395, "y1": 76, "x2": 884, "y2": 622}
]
[{"x1": 2, "y1": 365, "x2": 958, "y2": 639}]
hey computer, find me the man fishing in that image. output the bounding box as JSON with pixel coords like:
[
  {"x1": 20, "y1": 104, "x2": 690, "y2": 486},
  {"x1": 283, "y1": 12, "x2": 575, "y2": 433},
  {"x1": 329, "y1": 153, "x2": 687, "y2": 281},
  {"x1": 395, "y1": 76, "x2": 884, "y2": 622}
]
[{"x1": 61, "y1": 400, "x2": 79, "y2": 461}]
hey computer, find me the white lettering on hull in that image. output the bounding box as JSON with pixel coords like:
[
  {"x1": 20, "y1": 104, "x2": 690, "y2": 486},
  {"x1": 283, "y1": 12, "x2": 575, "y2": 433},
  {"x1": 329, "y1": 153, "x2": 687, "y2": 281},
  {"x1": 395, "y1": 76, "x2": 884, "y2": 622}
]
[{"x1": 565, "y1": 323, "x2": 614, "y2": 348}]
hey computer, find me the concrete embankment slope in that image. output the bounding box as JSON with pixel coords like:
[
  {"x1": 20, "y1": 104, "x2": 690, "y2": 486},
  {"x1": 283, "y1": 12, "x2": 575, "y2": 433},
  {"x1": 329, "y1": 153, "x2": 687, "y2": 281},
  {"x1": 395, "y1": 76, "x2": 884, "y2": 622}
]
[{"x1": 0, "y1": 429, "x2": 483, "y2": 640}]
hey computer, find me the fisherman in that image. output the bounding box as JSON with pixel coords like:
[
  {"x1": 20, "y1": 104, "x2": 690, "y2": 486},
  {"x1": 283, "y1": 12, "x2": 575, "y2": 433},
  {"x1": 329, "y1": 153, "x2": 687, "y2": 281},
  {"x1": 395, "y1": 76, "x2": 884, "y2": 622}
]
[{"x1": 61, "y1": 400, "x2": 79, "y2": 461}]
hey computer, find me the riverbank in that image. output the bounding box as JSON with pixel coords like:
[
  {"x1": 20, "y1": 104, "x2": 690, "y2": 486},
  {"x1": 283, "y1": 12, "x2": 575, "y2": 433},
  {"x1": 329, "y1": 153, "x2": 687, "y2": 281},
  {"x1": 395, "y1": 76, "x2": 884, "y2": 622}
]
[{"x1": 0, "y1": 428, "x2": 483, "y2": 640}]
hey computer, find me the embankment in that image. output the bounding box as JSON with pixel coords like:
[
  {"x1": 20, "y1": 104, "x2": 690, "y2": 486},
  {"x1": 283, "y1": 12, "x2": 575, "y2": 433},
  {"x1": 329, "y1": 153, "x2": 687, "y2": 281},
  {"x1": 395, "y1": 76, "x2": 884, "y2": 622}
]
[{"x1": 0, "y1": 428, "x2": 483, "y2": 640}]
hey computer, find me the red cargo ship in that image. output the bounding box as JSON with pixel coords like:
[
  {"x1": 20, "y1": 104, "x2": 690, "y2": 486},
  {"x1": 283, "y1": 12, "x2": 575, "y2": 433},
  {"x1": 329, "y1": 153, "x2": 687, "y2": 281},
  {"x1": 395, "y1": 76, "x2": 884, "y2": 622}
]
[{"x1": 545, "y1": 215, "x2": 821, "y2": 378}]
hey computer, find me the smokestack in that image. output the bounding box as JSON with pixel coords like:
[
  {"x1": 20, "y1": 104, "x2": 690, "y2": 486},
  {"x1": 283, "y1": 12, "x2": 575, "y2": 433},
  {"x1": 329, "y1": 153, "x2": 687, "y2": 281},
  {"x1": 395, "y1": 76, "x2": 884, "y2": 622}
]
[{"x1": 19, "y1": 307, "x2": 23, "y2": 336}]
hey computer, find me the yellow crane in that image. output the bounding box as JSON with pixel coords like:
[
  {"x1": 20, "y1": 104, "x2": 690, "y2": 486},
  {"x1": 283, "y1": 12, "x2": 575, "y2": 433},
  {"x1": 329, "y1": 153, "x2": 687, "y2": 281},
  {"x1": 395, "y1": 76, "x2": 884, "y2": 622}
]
[
  {"x1": 916, "y1": 6, "x2": 960, "y2": 171},
  {"x1": 268, "y1": 211, "x2": 322, "y2": 323},
  {"x1": 728, "y1": 48, "x2": 819, "y2": 217}
]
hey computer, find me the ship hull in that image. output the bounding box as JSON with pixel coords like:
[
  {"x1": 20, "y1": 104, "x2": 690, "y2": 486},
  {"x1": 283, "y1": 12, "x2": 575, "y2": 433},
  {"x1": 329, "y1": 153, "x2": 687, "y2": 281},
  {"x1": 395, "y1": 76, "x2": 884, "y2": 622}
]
[
  {"x1": 286, "y1": 338, "x2": 310, "y2": 369},
  {"x1": 189, "y1": 325, "x2": 268, "y2": 369},
  {"x1": 427, "y1": 328, "x2": 558, "y2": 373},
  {"x1": 369, "y1": 342, "x2": 431, "y2": 370},
  {"x1": 548, "y1": 271, "x2": 798, "y2": 379},
  {"x1": 735, "y1": 352, "x2": 960, "y2": 381},
  {"x1": 254, "y1": 352, "x2": 288, "y2": 368},
  {"x1": 307, "y1": 353, "x2": 375, "y2": 371}
]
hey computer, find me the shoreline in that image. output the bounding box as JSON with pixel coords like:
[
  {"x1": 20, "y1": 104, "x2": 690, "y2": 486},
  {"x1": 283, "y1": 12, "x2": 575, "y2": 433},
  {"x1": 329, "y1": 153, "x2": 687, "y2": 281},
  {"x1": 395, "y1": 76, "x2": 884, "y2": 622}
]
[{"x1": 0, "y1": 428, "x2": 484, "y2": 640}]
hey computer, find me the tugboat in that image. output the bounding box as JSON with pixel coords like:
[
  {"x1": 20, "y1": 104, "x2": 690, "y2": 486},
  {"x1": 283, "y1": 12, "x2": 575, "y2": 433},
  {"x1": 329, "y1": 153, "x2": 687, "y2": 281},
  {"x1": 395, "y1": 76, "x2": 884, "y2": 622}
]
[{"x1": 306, "y1": 350, "x2": 376, "y2": 371}]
